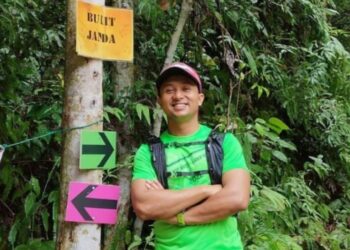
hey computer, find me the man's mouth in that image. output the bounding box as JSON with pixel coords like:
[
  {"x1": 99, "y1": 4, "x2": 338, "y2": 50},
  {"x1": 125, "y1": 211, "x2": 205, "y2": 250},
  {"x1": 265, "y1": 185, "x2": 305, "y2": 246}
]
[
  {"x1": 171, "y1": 103, "x2": 187, "y2": 107},
  {"x1": 172, "y1": 103, "x2": 188, "y2": 109}
]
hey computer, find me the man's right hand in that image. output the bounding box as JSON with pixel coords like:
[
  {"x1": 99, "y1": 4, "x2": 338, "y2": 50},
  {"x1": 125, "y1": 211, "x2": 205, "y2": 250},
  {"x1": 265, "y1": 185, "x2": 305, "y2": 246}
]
[
  {"x1": 207, "y1": 184, "x2": 222, "y2": 196},
  {"x1": 145, "y1": 180, "x2": 165, "y2": 190}
]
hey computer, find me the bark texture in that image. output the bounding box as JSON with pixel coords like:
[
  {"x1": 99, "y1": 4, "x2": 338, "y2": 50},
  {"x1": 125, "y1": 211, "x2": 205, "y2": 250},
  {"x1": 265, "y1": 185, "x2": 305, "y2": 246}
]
[
  {"x1": 103, "y1": 168, "x2": 132, "y2": 250},
  {"x1": 112, "y1": 60, "x2": 134, "y2": 156},
  {"x1": 103, "y1": 1, "x2": 133, "y2": 250},
  {"x1": 152, "y1": 0, "x2": 193, "y2": 137},
  {"x1": 57, "y1": 0, "x2": 105, "y2": 249}
]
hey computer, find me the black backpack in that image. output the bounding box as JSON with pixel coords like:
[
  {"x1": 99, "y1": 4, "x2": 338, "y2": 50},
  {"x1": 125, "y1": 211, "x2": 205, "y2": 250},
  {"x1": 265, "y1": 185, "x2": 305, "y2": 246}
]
[{"x1": 148, "y1": 130, "x2": 225, "y2": 188}]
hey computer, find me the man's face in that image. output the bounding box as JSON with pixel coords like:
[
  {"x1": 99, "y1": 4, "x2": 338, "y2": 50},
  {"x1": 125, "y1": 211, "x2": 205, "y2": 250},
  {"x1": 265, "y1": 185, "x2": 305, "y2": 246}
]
[{"x1": 157, "y1": 75, "x2": 204, "y2": 123}]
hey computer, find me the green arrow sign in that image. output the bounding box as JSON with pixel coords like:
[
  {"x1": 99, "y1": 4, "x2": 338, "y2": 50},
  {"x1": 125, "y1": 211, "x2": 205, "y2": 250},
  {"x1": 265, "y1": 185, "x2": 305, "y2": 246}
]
[{"x1": 80, "y1": 131, "x2": 117, "y2": 170}]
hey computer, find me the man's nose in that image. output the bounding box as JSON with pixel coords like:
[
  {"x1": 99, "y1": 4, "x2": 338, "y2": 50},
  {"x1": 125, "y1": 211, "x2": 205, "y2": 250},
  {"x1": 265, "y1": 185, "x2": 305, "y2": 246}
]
[{"x1": 173, "y1": 89, "x2": 184, "y2": 99}]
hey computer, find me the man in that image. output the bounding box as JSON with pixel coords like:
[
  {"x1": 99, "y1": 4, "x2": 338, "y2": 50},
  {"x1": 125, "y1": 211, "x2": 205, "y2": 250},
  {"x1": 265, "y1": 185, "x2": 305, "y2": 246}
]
[{"x1": 131, "y1": 62, "x2": 250, "y2": 250}]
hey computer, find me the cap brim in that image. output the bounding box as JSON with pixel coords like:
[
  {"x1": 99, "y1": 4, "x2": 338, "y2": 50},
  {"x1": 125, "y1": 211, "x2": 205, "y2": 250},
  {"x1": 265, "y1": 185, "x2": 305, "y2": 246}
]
[{"x1": 156, "y1": 68, "x2": 200, "y2": 90}]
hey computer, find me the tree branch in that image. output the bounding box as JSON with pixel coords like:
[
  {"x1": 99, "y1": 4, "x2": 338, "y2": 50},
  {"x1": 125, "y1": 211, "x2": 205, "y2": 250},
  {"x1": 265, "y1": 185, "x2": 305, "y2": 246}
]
[{"x1": 152, "y1": 0, "x2": 194, "y2": 137}]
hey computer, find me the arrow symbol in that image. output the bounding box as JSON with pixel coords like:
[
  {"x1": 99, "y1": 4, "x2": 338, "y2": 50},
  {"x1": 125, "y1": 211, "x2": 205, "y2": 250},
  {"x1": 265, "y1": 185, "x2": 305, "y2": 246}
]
[
  {"x1": 82, "y1": 132, "x2": 114, "y2": 167},
  {"x1": 72, "y1": 185, "x2": 118, "y2": 221}
]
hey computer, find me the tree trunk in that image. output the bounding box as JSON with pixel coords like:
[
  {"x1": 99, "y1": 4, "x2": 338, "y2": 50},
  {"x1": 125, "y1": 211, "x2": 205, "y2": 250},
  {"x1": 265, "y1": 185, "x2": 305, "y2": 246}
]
[
  {"x1": 103, "y1": 1, "x2": 134, "y2": 250},
  {"x1": 111, "y1": 52, "x2": 134, "y2": 157},
  {"x1": 103, "y1": 167, "x2": 132, "y2": 250},
  {"x1": 152, "y1": 0, "x2": 193, "y2": 137},
  {"x1": 57, "y1": 0, "x2": 105, "y2": 249}
]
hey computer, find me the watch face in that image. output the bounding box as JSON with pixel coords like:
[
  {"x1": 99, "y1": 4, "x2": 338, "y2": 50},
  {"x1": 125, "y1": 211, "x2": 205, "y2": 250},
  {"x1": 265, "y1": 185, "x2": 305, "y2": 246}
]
[{"x1": 177, "y1": 212, "x2": 186, "y2": 226}]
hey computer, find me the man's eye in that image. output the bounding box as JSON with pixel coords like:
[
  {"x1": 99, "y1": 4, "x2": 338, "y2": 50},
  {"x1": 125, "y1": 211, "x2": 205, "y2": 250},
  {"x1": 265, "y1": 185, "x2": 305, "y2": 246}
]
[{"x1": 165, "y1": 88, "x2": 174, "y2": 93}]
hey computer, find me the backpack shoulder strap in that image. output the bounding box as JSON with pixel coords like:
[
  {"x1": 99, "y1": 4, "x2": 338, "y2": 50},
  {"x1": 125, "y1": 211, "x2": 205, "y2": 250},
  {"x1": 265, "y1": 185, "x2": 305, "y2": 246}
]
[
  {"x1": 148, "y1": 136, "x2": 168, "y2": 189},
  {"x1": 206, "y1": 130, "x2": 225, "y2": 185}
]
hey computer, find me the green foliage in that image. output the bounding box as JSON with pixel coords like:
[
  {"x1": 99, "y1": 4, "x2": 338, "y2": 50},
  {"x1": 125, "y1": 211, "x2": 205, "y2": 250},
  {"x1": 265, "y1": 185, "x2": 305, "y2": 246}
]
[
  {"x1": 104, "y1": 106, "x2": 125, "y2": 122},
  {"x1": 0, "y1": 0, "x2": 64, "y2": 249},
  {"x1": 133, "y1": 1, "x2": 350, "y2": 249},
  {"x1": 14, "y1": 240, "x2": 54, "y2": 250},
  {"x1": 1, "y1": 0, "x2": 350, "y2": 249},
  {"x1": 127, "y1": 235, "x2": 142, "y2": 250},
  {"x1": 135, "y1": 103, "x2": 151, "y2": 126},
  {"x1": 331, "y1": 0, "x2": 350, "y2": 50}
]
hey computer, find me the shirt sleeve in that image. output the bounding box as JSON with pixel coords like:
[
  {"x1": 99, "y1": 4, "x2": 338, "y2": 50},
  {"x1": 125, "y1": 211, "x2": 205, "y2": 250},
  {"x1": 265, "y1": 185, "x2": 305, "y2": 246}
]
[
  {"x1": 132, "y1": 144, "x2": 158, "y2": 181},
  {"x1": 222, "y1": 133, "x2": 248, "y2": 172}
]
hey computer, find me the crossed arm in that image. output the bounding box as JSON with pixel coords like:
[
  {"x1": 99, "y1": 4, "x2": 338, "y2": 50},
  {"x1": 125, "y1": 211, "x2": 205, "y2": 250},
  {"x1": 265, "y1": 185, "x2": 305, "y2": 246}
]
[{"x1": 131, "y1": 169, "x2": 250, "y2": 225}]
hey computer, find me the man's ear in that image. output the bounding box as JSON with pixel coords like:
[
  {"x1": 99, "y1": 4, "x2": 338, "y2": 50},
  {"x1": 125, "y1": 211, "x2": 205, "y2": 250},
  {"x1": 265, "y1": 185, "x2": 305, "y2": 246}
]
[{"x1": 198, "y1": 93, "x2": 205, "y2": 106}]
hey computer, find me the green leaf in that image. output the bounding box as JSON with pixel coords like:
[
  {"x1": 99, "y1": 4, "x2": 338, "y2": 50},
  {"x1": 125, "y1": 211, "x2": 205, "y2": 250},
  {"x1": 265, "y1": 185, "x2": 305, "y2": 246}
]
[
  {"x1": 0, "y1": 165, "x2": 14, "y2": 200},
  {"x1": 278, "y1": 139, "x2": 297, "y2": 151},
  {"x1": 258, "y1": 86, "x2": 263, "y2": 98},
  {"x1": 104, "y1": 106, "x2": 125, "y2": 121},
  {"x1": 272, "y1": 150, "x2": 288, "y2": 162},
  {"x1": 30, "y1": 176, "x2": 40, "y2": 195},
  {"x1": 143, "y1": 107, "x2": 151, "y2": 126},
  {"x1": 48, "y1": 190, "x2": 59, "y2": 232},
  {"x1": 152, "y1": 106, "x2": 167, "y2": 124},
  {"x1": 247, "y1": 132, "x2": 258, "y2": 144},
  {"x1": 260, "y1": 186, "x2": 289, "y2": 211},
  {"x1": 242, "y1": 47, "x2": 257, "y2": 75},
  {"x1": 261, "y1": 148, "x2": 272, "y2": 162},
  {"x1": 15, "y1": 246, "x2": 28, "y2": 250},
  {"x1": 15, "y1": 240, "x2": 55, "y2": 250},
  {"x1": 255, "y1": 118, "x2": 266, "y2": 124},
  {"x1": 145, "y1": 229, "x2": 154, "y2": 244},
  {"x1": 103, "y1": 112, "x2": 110, "y2": 123},
  {"x1": 250, "y1": 164, "x2": 264, "y2": 174},
  {"x1": 41, "y1": 209, "x2": 49, "y2": 235},
  {"x1": 135, "y1": 103, "x2": 143, "y2": 120},
  {"x1": 125, "y1": 230, "x2": 132, "y2": 245},
  {"x1": 268, "y1": 117, "x2": 290, "y2": 134},
  {"x1": 135, "y1": 103, "x2": 151, "y2": 126},
  {"x1": 265, "y1": 131, "x2": 279, "y2": 142},
  {"x1": 127, "y1": 235, "x2": 142, "y2": 250},
  {"x1": 48, "y1": 190, "x2": 59, "y2": 203},
  {"x1": 8, "y1": 219, "x2": 20, "y2": 246},
  {"x1": 25, "y1": 192, "x2": 37, "y2": 216},
  {"x1": 255, "y1": 123, "x2": 267, "y2": 136},
  {"x1": 214, "y1": 11, "x2": 223, "y2": 23}
]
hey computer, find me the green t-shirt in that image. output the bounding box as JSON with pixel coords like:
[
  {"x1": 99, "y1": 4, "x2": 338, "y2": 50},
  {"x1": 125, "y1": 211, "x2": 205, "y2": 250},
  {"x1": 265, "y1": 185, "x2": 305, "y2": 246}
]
[{"x1": 133, "y1": 125, "x2": 247, "y2": 250}]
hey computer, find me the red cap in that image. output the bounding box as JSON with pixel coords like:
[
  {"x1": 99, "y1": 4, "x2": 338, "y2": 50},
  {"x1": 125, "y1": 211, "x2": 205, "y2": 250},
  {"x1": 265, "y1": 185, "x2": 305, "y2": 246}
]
[{"x1": 156, "y1": 62, "x2": 202, "y2": 92}]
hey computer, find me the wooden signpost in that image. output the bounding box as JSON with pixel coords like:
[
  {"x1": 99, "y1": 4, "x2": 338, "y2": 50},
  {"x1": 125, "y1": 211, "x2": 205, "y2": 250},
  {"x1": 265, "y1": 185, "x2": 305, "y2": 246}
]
[{"x1": 58, "y1": 1, "x2": 133, "y2": 248}]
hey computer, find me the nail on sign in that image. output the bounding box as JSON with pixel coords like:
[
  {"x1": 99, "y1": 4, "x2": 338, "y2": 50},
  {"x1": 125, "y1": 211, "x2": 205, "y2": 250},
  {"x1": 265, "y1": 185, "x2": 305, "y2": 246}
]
[{"x1": 65, "y1": 182, "x2": 120, "y2": 224}]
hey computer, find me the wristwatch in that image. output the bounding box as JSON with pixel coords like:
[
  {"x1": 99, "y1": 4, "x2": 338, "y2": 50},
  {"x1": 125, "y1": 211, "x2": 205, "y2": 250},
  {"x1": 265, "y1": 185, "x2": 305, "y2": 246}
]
[{"x1": 176, "y1": 211, "x2": 186, "y2": 226}]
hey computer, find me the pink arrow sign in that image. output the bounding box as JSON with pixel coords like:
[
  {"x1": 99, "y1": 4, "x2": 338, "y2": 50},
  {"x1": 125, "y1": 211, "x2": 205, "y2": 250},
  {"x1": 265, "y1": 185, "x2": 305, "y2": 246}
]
[{"x1": 65, "y1": 182, "x2": 120, "y2": 224}]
